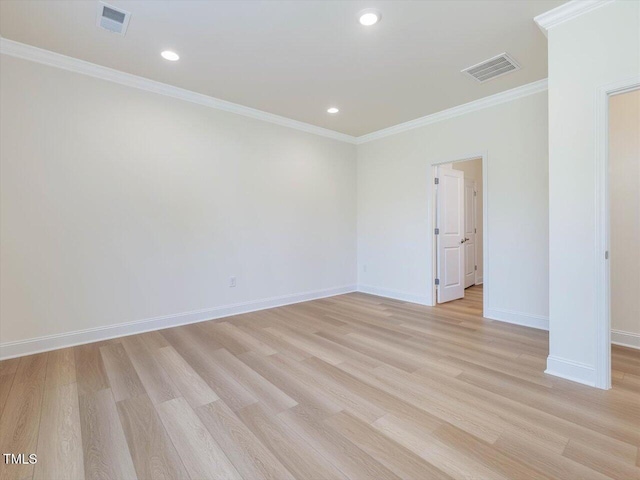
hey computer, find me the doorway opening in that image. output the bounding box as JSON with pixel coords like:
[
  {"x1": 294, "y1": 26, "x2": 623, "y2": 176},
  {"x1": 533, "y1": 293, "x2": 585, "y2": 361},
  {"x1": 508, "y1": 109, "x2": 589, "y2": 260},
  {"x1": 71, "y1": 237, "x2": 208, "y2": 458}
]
[
  {"x1": 595, "y1": 76, "x2": 640, "y2": 390},
  {"x1": 607, "y1": 87, "x2": 640, "y2": 390},
  {"x1": 431, "y1": 155, "x2": 486, "y2": 315}
]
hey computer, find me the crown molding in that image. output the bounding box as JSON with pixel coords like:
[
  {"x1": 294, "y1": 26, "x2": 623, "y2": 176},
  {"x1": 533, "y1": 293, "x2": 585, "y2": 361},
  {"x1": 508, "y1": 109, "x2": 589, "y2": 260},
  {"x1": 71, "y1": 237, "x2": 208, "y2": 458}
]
[
  {"x1": 0, "y1": 37, "x2": 358, "y2": 144},
  {"x1": 534, "y1": 0, "x2": 615, "y2": 36},
  {"x1": 1, "y1": 37, "x2": 549, "y2": 147},
  {"x1": 355, "y1": 78, "x2": 548, "y2": 144}
]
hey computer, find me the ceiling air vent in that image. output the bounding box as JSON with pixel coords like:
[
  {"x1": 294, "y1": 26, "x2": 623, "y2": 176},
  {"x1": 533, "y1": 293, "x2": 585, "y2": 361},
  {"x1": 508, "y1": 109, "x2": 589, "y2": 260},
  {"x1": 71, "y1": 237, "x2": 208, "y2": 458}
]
[
  {"x1": 462, "y1": 53, "x2": 521, "y2": 83},
  {"x1": 96, "y1": 2, "x2": 131, "y2": 35}
]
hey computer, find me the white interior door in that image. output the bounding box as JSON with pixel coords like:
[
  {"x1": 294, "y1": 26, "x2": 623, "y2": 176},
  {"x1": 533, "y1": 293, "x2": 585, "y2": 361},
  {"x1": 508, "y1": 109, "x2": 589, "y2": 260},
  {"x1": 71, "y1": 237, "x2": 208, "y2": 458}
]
[
  {"x1": 464, "y1": 178, "x2": 477, "y2": 288},
  {"x1": 436, "y1": 166, "x2": 465, "y2": 303}
]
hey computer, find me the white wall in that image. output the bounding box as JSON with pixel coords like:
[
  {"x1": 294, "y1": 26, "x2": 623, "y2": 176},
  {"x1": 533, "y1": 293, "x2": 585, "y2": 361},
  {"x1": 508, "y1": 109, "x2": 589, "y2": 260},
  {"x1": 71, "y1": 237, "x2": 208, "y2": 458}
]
[
  {"x1": 547, "y1": 0, "x2": 640, "y2": 384},
  {"x1": 0, "y1": 55, "x2": 357, "y2": 352},
  {"x1": 357, "y1": 91, "x2": 549, "y2": 328},
  {"x1": 452, "y1": 158, "x2": 484, "y2": 283},
  {"x1": 610, "y1": 89, "x2": 640, "y2": 345}
]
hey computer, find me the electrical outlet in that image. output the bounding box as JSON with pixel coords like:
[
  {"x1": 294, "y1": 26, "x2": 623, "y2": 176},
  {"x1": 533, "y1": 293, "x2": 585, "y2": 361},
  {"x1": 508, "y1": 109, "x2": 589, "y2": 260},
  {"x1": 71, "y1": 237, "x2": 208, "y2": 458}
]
[{"x1": 229, "y1": 276, "x2": 236, "y2": 288}]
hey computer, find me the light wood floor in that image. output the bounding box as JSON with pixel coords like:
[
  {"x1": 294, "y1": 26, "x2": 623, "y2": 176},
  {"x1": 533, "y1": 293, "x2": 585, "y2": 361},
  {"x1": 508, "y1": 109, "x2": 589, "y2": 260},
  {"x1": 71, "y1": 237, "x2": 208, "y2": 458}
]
[{"x1": 1, "y1": 285, "x2": 639, "y2": 480}]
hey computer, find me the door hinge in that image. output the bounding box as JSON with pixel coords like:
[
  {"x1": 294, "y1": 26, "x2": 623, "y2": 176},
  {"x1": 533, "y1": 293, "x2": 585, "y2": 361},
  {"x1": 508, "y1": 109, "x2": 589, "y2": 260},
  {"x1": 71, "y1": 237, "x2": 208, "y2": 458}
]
[
  {"x1": 475, "y1": 265, "x2": 477, "y2": 271},
  {"x1": 605, "y1": 251, "x2": 609, "y2": 260},
  {"x1": 434, "y1": 228, "x2": 439, "y2": 235},
  {"x1": 435, "y1": 278, "x2": 440, "y2": 286},
  {"x1": 434, "y1": 177, "x2": 439, "y2": 185},
  {"x1": 474, "y1": 191, "x2": 477, "y2": 196},
  {"x1": 474, "y1": 227, "x2": 477, "y2": 233}
]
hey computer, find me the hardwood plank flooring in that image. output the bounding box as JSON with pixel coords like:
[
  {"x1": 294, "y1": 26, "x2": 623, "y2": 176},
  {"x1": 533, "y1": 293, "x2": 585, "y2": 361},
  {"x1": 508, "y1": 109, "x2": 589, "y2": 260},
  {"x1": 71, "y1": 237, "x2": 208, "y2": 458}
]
[
  {"x1": 33, "y1": 382, "x2": 83, "y2": 480},
  {"x1": 99, "y1": 343, "x2": 146, "y2": 403},
  {"x1": 117, "y1": 394, "x2": 188, "y2": 480},
  {"x1": 0, "y1": 355, "x2": 47, "y2": 480},
  {"x1": 156, "y1": 397, "x2": 242, "y2": 480},
  {"x1": 78, "y1": 388, "x2": 137, "y2": 480},
  {"x1": 195, "y1": 400, "x2": 295, "y2": 480},
  {"x1": 0, "y1": 285, "x2": 639, "y2": 479}
]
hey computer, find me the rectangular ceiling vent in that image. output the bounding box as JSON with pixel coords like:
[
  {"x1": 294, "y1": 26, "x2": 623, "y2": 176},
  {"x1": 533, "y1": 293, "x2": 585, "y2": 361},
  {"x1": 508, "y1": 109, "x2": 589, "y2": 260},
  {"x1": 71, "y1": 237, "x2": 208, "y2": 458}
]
[
  {"x1": 96, "y1": 2, "x2": 131, "y2": 35},
  {"x1": 461, "y1": 53, "x2": 521, "y2": 83}
]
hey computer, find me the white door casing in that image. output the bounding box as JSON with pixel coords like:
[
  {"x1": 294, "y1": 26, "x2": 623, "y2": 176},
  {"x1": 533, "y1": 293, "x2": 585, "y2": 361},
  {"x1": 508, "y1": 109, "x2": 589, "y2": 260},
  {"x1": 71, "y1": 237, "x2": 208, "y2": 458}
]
[
  {"x1": 436, "y1": 167, "x2": 465, "y2": 303},
  {"x1": 464, "y1": 178, "x2": 477, "y2": 288}
]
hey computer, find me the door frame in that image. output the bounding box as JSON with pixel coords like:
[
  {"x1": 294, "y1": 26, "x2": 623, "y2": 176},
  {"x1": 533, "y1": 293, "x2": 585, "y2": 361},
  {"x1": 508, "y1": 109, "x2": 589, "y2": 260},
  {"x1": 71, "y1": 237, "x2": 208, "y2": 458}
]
[
  {"x1": 430, "y1": 152, "x2": 488, "y2": 317},
  {"x1": 595, "y1": 77, "x2": 640, "y2": 390}
]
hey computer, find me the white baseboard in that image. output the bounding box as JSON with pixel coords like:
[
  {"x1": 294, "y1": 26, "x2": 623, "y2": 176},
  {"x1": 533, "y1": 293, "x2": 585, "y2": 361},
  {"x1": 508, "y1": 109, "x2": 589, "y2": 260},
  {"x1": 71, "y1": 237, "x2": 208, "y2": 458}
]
[
  {"x1": 356, "y1": 284, "x2": 432, "y2": 306},
  {"x1": 484, "y1": 307, "x2": 549, "y2": 331},
  {"x1": 545, "y1": 355, "x2": 596, "y2": 387},
  {"x1": 611, "y1": 329, "x2": 640, "y2": 350},
  {"x1": 0, "y1": 284, "x2": 357, "y2": 360},
  {"x1": 475, "y1": 276, "x2": 483, "y2": 285}
]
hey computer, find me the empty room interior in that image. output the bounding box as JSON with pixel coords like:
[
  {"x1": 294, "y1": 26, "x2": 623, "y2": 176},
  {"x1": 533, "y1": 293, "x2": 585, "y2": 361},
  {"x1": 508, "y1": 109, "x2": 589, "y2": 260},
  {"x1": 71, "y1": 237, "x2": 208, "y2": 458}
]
[{"x1": 0, "y1": 1, "x2": 639, "y2": 479}]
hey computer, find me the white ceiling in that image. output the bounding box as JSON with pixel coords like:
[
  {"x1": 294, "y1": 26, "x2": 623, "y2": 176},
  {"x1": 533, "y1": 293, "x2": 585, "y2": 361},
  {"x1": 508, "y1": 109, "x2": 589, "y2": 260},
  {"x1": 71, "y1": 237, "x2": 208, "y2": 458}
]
[{"x1": 0, "y1": 0, "x2": 565, "y2": 137}]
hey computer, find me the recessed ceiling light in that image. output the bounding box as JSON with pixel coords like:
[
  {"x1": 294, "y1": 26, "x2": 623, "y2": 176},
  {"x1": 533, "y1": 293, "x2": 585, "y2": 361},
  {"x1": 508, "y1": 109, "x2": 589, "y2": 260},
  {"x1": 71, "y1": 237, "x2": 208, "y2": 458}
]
[
  {"x1": 161, "y1": 50, "x2": 180, "y2": 61},
  {"x1": 358, "y1": 8, "x2": 381, "y2": 26},
  {"x1": 327, "y1": 107, "x2": 340, "y2": 114}
]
